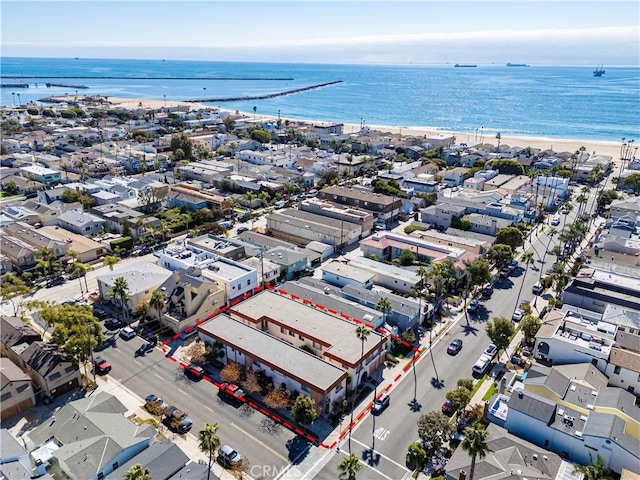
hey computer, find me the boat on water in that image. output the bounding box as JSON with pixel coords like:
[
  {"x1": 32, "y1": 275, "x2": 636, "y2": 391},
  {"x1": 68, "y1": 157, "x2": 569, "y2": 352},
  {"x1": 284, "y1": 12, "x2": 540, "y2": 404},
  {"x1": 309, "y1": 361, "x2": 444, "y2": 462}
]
[
  {"x1": 454, "y1": 64, "x2": 477, "y2": 68},
  {"x1": 506, "y1": 63, "x2": 529, "y2": 67},
  {"x1": 593, "y1": 65, "x2": 605, "y2": 77}
]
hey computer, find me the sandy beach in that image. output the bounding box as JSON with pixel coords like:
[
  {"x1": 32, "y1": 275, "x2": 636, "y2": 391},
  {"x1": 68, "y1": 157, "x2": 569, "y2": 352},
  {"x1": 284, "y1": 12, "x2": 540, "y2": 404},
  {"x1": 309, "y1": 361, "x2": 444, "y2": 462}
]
[{"x1": 83, "y1": 95, "x2": 624, "y2": 164}]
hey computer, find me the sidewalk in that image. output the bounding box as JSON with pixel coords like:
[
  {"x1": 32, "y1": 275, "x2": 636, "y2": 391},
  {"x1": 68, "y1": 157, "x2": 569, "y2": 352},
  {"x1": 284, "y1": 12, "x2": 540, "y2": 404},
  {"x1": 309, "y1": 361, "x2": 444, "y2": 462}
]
[
  {"x1": 287, "y1": 310, "x2": 462, "y2": 479},
  {"x1": 93, "y1": 374, "x2": 240, "y2": 480}
]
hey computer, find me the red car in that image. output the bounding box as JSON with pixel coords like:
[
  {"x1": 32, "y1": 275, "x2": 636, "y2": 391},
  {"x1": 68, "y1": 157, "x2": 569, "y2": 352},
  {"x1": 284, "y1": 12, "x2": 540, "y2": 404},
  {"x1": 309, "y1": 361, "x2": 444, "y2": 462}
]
[
  {"x1": 442, "y1": 399, "x2": 455, "y2": 416},
  {"x1": 94, "y1": 357, "x2": 111, "y2": 374}
]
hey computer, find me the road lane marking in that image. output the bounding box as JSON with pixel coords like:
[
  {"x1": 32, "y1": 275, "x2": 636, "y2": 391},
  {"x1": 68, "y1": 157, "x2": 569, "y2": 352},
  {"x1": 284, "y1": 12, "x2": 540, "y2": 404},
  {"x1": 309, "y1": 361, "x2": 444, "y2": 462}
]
[
  {"x1": 178, "y1": 388, "x2": 188, "y2": 396},
  {"x1": 204, "y1": 405, "x2": 214, "y2": 413},
  {"x1": 134, "y1": 360, "x2": 142, "y2": 366},
  {"x1": 154, "y1": 373, "x2": 164, "y2": 380},
  {"x1": 230, "y1": 422, "x2": 288, "y2": 463},
  {"x1": 334, "y1": 449, "x2": 395, "y2": 480},
  {"x1": 351, "y1": 437, "x2": 409, "y2": 471},
  {"x1": 373, "y1": 427, "x2": 390, "y2": 441}
]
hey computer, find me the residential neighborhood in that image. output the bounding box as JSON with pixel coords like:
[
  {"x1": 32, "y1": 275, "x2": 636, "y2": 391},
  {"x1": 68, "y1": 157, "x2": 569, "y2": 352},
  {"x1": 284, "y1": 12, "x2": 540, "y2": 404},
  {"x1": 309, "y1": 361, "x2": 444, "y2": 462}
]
[{"x1": 1, "y1": 97, "x2": 639, "y2": 480}]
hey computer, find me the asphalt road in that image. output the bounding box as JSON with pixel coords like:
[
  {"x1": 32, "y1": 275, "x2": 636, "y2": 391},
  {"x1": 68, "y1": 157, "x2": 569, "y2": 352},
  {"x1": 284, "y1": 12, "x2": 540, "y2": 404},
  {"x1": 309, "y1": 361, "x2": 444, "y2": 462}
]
[
  {"x1": 94, "y1": 333, "x2": 302, "y2": 479},
  {"x1": 313, "y1": 197, "x2": 597, "y2": 479}
]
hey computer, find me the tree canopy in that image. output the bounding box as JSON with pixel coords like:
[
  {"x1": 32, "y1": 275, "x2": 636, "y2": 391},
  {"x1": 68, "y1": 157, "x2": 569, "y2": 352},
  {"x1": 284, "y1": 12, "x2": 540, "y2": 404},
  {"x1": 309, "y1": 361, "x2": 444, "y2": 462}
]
[
  {"x1": 26, "y1": 301, "x2": 103, "y2": 363},
  {"x1": 490, "y1": 159, "x2": 525, "y2": 175},
  {"x1": 417, "y1": 410, "x2": 455, "y2": 457},
  {"x1": 486, "y1": 244, "x2": 513, "y2": 269},
  {"x1": 495, "y1": 227, "x2": 524, "y2": 250},
  {"x1": 291, "y1": 394, "x2": 317, "y2": 425},
  {"x1": 486, "y1": 317, "x2": 515, "y2": 355}
]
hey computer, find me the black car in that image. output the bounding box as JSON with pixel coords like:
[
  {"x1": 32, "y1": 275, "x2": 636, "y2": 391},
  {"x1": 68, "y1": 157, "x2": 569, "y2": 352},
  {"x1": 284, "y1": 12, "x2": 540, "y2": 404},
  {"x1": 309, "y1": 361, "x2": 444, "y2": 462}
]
[
  {"x1": 236, "y1": 226, "x2": 249, "y2": 234},
  {"x1": 92, "y1": 307, "x2": 108, "y2": 320},
  {"x1": 447, "y1": 339, "x2": 463, "y2": 355},
  {"x1": 46, "y1": 276, "x2": 65, "y2": 288},
  {"x1": 104, "y1": 318, "x2": 122, "y2": 330}
]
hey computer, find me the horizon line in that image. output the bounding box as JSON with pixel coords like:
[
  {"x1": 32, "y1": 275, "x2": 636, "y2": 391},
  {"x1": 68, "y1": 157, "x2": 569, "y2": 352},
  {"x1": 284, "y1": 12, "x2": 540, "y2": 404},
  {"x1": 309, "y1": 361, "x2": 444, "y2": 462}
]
[{"x1": 2, "y1": 56, "x2": 639, "y2": 68}]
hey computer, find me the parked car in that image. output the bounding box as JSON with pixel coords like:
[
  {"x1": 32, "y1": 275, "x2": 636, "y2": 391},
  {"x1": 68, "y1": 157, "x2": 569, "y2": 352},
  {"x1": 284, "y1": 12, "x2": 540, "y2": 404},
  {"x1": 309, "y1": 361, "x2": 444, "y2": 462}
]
[
  {"x1": 105, "y1": 318, "x2": 122, "y2": 330},
  {"x1": 512, "y1": 309, "x2": 524, "y2": 322},
  {"x1": 46, "y1": 276, "x2": 65, "y2": 288},
  {"x1": 483, "y1": 344, "x2": 498, "y2": 359},
  {"x1": 236, "y1": 226, "x2": 249, "y2": 234},
  {"x1": 467, "y1": 299, "x2": 479, "y2": 313},
  {"x1": 508, "y1": 259, "x2": 518, "y2": 271},
  {"x1": 442, "y1": 399, "x2": 455, "y2": 416},
  {"x1": 119, "y1": 326, "x2": 136, "y2": 340},
  {"x1": 218, "y1": 444, "x2": 242, "y2": 468},
  {"x1": 94, "y1": 357, "x2": 112, "y2": 374},
  {"x1": 185, "y1": 363, "x2": 204, "y2": 379},
  {"x1": 447, "y1": 339, "x2": 463, "y2": 355},
  {"x1": 371, "y1": 394, "x2": 390, "y2": 415},
  {"x1": 482, "y1": 283, "x2": 493, "y2": 297},
  {"x1": 532, "y1": 282, "x2": 544, "y2": 294},
  {"x1": 550, "y1": 216, "x2": 560, "y2": 226},
  {"x1": 499, "y1": 267, "x2": 511, "y2": 278}
]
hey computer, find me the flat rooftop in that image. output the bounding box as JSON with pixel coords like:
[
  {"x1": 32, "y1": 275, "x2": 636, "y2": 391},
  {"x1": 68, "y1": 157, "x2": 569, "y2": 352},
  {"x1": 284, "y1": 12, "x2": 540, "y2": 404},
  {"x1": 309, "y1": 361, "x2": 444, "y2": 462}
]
[
  {"x1": 199, "y1": 314, "x2": 345, "y2": 392},
  {"x1": 231, "y1": 290, "x2": 384, "y2": 365},
  {"x1": 321, "y1": 261, "x2": 375, "y2": 285}
]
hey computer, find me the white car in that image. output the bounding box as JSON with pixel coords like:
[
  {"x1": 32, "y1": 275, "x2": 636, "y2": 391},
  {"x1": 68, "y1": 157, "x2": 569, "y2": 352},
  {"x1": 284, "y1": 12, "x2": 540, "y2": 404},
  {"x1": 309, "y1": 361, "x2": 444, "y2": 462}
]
[
  {"x1": 512, "y1": 309, "x2": 524, "y2": 322},
  {"x1": 550, "y1": 216, "x2": 560, "y2": 226}
]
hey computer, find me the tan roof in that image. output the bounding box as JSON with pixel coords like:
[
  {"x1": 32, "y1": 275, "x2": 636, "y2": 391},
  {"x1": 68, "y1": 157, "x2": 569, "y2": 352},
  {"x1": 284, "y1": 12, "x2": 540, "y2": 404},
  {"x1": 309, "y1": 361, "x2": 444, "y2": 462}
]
[
  {"x1": 39, "y1": 226, "x2": 104, "y2": 253},
  {"x1": 609, "y1": 346, "x2": 640, "y2": 372}
]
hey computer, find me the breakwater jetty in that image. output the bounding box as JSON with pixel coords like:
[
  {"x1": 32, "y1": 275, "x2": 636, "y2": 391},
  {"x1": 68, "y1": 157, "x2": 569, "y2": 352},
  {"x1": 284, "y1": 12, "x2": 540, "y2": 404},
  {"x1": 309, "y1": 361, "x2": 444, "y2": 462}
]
[
  {"x1": 2, "y1": 75, "x2": 293, "y2": 81},
  {"x1": 187, "y1": 80, "x2": 343, "y2": 103},
  {"x1": 46, "y1": 83, "x2": 89, "y2": 89}
]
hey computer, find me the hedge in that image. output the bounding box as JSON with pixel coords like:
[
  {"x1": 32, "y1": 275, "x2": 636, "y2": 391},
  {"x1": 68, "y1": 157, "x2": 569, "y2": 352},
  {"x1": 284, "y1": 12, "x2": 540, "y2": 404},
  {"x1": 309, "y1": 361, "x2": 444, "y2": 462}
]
[{"x1": 110, "y1": 236, "x2": 133, "y2": 251}]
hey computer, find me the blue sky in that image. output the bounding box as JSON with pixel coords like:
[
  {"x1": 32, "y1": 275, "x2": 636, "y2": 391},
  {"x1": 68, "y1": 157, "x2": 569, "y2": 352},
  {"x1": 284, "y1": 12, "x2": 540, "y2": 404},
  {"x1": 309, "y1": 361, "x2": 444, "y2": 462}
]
[{"x1": 2, "y1": 1, "x2": 639, "y2": 65}]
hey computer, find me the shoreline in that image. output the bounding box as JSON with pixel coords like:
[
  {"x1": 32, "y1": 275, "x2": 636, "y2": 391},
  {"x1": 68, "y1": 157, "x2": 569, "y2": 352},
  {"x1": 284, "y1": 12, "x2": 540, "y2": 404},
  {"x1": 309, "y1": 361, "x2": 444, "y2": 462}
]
[{"x1": 54, "y1": 95, "x2": 625, "y2": 163}]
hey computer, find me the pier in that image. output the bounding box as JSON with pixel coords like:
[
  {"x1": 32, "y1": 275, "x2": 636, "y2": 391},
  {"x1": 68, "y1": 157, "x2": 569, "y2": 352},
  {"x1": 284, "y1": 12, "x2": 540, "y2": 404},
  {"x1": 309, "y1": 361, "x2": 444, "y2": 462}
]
[
  {"x1": 186, "y1": 80, "x2": 343, "y2": 103},
  {"x1": 1, "y1": 83, "x2": 29, "y2": 88},
  {"x1": 46, "y1": 83, "x2": 89, "y2": 89}
]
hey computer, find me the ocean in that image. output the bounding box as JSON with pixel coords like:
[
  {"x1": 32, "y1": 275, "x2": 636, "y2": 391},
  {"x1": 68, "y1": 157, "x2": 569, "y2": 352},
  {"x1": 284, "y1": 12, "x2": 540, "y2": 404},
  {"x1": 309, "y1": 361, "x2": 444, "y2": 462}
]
[{"x1": 1, "y1": 57, "x2": 639, "y2": 143}]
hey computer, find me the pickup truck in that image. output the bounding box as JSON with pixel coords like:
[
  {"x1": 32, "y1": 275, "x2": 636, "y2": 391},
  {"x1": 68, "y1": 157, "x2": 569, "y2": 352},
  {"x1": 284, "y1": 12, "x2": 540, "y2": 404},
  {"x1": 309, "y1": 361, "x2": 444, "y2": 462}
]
[
  {"x1": 163, "y1": 405, "x2": 193, "y2": 433},
  {"x1": 144, "y1": 394, "x2": 168, "y2": 416},
  {"x1": 218, "y1": 383, "x2": 246, "y2": 403}
]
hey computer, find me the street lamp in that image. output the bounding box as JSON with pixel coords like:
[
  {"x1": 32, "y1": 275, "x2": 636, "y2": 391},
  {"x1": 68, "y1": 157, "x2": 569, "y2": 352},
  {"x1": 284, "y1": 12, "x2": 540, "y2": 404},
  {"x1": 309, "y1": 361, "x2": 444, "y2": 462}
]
[
  {"x1": 11, "y1": 92, "x2": 15, "y2": 106},
  {"x1": 163, "y1": 94, "x2": 166, "y2": 108},
  {"x1": 16, "y1": 93, "x2": 21, "y2": 106}
]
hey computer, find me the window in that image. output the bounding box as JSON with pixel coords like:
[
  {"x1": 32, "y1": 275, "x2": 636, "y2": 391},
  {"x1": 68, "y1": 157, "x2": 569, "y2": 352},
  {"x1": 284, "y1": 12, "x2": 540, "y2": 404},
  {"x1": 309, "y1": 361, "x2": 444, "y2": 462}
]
[
  {"x1": 289, "y1": 330, "x2": 294, "y2": 337},
  {"x1": 301, "y1": 384, "x2": 310, "y2": 393},
  {"x1": 628, "y1": 386, "x2": 635, "y2": 394},
  {"x1": 614, "y1": 365, "x2": 621, "y2": 374},
  {"x1": 247, "y1": 279, "x2": 251, "y2": 285},
  {"x1": 591, "y1": 359, "x2": 598, "y2": 366},
  {"x1": 112, "y1": 462, "x2": 119, "y2": 469},
  {"x1": 1, "y1": 392, "x2": 12, "y2": 401},
  {"x1": 299, "y1": 334, "x2": 304, "y2": 340},
  {"x1": 280, "y1": 326, "x2": 286, "y2": 334},
  {"x1": 98, "y1": 473, "x2": 104, "y2": 480},
  {"x1": 16, "y1": 384, "x2": 29, "y2": 393},
  {"x1": 49, "y1": 372, "x2": 61, "y2": 381},
  {"x1": 313, "y1": 341, "x2": 321, "y2": 350}
]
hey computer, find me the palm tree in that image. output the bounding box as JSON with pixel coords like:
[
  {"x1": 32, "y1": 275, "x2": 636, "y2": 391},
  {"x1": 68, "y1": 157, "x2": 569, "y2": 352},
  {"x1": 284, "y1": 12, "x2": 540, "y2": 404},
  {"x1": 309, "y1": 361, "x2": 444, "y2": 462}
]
[
  {"x1": 375, "y1": 297, "x2": 392, "y2": 323},
  {"x1": 572, "y1": 454, "x2": 614, "y2": 480},
  {"x1": 72, "y1": 262, "x2": 90, "y2": 298},
  {"x1": 337, "y1": 453, "x2": 362, "y2": 480},
  {"x1": 513, "y1": 251, "x2": 534, "y2": 312},
  {"x1": 575, "y1": 193, "x2": 588, "y2": 217},
  {"x1": 538, "y1": 227, "x2": 558, "y2": 284},
  {"x1": 103, "y1": 255, "x2": 119, "y2": 271},
  {"x1": 243, "y1": 191, "x2": 257, "y2": 224},
  {"x1": 347, "y1": 325, "x2": 370, "y2": 450},
  {"x1": 149, "y1": 290, "x2": 166, "y2": 321},
  {"x1": 198, "y1": 423, "x2": 221, "y2": 480},
  {"x1": 123, "y1": 464, "x2": 151, "y2": 480},
  {"x1": 108, "y1": 277, "x2": 131, "y2": 324},
  {"x1": 38, "y1": 246, "x2": 55, "y2": 279},
  {"x1": 461, "y1": 423, "x2": 490, "y2": 480}
]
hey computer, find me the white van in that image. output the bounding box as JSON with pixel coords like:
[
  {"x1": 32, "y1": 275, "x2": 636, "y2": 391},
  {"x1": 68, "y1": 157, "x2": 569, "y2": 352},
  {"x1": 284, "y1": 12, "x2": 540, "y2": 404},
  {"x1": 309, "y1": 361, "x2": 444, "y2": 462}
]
[
  {"x1": 274, "y1": 200, "x2": 286, "y2": 209},
  {"x1": 472, "y1": 354, "x2": 492, "y2": 376}
]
